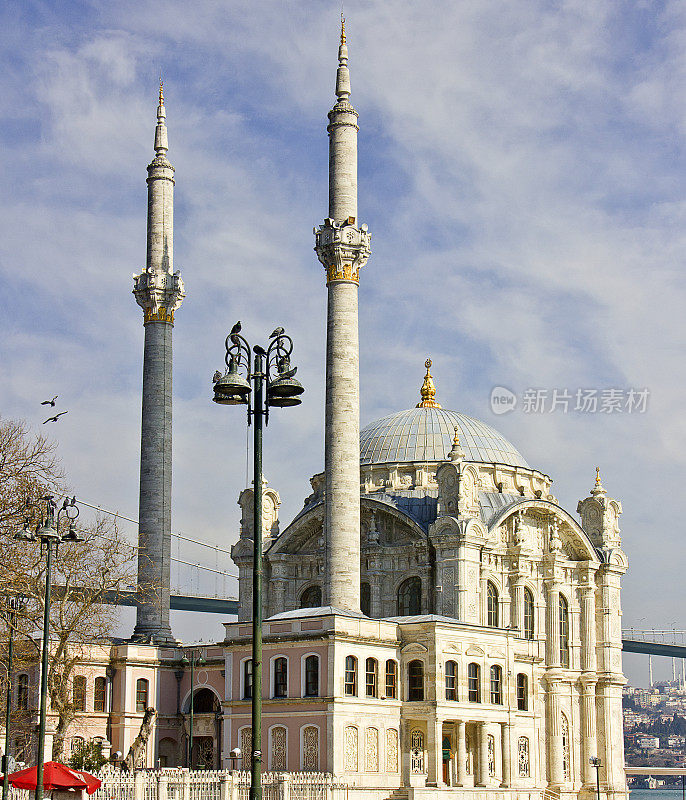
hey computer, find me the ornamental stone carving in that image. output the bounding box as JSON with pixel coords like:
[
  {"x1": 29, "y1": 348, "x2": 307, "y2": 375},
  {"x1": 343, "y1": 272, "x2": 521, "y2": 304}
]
[
  {"x1": 365, "y1": 727, "x2": 379, "y2": 772},
  {"x1": 240, "y1": 728, "x2": 252, "y2": 771},
  {"x1": 133, "y1": 267, "x2": 185, "y2": 322},
  {"x1": 410, "y1": 729, "x2": 425, "y2": 774},
  {"x1": 270, "y1": 726, "x2": 286, "y2": 771},
  {"x1": 385, "y1": 728, "x2": 399, "y2": 773},
  {"x1": 488, "y1": 734, "x2": 496, "y2": 776},
  {"x1": 314, "y1": 218, "x2": 371, "y2": 285},
  {"x1": 303, "y1": 726, "x2": 319, "y2": 771},
  {"x1": 518, "y1": 736, "x2": 530, "y2": 777},
  {"x1": 344, "y1": 726, "x2": 358, "y2": 772}
]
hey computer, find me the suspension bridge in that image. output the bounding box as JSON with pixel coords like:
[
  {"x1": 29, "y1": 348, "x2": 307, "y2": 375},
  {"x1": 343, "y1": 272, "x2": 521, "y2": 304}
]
[{"x1": 74, "y1": 498, "x2": 686, "y2": 660}]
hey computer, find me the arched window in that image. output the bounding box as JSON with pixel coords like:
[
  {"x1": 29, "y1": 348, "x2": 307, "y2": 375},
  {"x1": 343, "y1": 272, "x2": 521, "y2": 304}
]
[
  {"x1": 243, "y1": 659, "x2": 253, "y2": 699},
  {"x1": 468, "y1": 663, "x2": 480, "y2": 702},
  {"x1": 490, "y1": 665, "x2": 503, "y2": 704},
  {"x1": 344, "y1": 656, "x2": 357, "y2": 696},
  {"x1": 94, "y1": 676, "x2": 107, "y2": 712},
  {"x1": 385, "y1": 660, "x2": 397, "y2": 699},
  {"x1": 71, "y1": 736, "x2": 84, "y2": 753},
  {"x1": 304, "y1": 655, "x2": 319, "y2": 697},
  {"x1": 445, "y1": 661, "x2": 458, "y2": 701},
  {"x1": 360, "y1": 582, "x2": 371, "y2": 616},
  {"x1": 487, "y1": 581, "x2": 499, "y2": 627},
  {"x1": 523, "y1": 588, "x2": 535, "y2": 639},
  {"x1": 192, "y1": 688, "x2": 220, "y2": 713},
  {"x1": 300, "y1": 585, "x2": 322, "y2": 608},
  {"x1": 559, "y1": 595, "x2": 570, "y2": 668},
  {"x1": 397, "y1": 577, "x2": 422, "y2": 616},
  {"x1": 73, "y1": 676, "x2": 86, "y2": 712},
  {"x1": 516, "y1": 673, "x2": 528, "y2": 711},
  {"x1": 408, "y1": 660, "x2": 424, "y2": 701},
  {"x1": 136, "y1": 678, "x2": 148, "y2": 712},
  {"x1": 273, "y1": 657, "x2": 288, "y2": 698},
  {"x1": 365, "y1": 658, "x2": 378, "y2": 698},
  {"x1": 17, "y1": 674, "x2": 28, "y2": 711},
  {"x1": 269, "y1": 726, "x2": 287, "y2": 771}
]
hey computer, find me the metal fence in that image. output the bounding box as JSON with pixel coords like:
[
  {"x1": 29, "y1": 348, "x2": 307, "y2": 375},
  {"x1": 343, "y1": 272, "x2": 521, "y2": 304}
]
[{"x1": 91, "y1": 770, "x2": 349, "y2": 800}]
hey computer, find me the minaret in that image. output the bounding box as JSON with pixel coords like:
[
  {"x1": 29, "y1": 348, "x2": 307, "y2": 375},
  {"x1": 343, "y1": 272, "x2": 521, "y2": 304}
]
[
  {"x1": 131, "y1": 82, "x2": 185, "y2": 644},
  {"x1": 315, "y1": 18, "x2": 371, "y2": 612}
]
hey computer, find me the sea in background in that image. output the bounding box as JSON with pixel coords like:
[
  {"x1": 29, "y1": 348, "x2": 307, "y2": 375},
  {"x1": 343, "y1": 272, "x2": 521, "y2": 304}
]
[{"x1": 630, "y1": 790, "x2": 686, "y2": 800}]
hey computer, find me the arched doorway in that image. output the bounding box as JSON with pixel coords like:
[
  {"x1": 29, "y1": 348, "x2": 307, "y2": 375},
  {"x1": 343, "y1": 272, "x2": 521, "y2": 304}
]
[{"x1": 186, "y1": 688, "x2": 221, "y2": 769}]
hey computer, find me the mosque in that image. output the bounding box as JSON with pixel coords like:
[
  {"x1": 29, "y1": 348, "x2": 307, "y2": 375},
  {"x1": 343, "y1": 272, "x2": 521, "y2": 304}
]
[{"x1": 4, "y1": 22, "x2": 628, "y2": 800}]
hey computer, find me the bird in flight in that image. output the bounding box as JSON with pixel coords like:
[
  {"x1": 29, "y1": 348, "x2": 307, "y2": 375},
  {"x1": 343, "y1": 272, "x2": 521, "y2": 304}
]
[
  {"x1": 43, "y1": 411, "x2": 68, "y2": 424},
  {"x1": 41, "y1": 396, "x2": 58, "y2": 407}
]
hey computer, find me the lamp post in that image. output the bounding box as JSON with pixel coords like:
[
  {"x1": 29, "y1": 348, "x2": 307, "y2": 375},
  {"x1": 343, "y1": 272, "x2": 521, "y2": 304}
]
[
  {"x1": 15, "y1": 496, "x2": 81, "y2": 800},
  {"x1": 2, "y1": 593, "x2": 27, "y2": 800},
  {"x1": 212, "y1": 322, "x2": 303, "y2": 800},
  {"x1": 181, "y1": 648, "x2": 205, "y2": 769},
  {"x1": 590, "y1": 757, "x2": 601, "y2": 800}
]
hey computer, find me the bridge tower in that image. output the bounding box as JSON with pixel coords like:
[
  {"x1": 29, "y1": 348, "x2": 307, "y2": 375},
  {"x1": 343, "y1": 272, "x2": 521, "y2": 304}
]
[{"x1": 131, "y1": 83, "x2": 185, "y2": 644}]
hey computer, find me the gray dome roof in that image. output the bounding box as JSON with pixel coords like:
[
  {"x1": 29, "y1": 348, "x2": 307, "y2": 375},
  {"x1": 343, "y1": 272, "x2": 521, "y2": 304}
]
[{"x1": 360, "y1": 407, "x2": 529, "y2": 468}]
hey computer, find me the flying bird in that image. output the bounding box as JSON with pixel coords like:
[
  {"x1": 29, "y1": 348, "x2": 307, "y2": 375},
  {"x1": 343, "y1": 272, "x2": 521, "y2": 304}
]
[
  {"x1": 43, "y1": 411, "x2": 68, "y2": 424},
  {"x1": 41, "y1": 396, "x2": 58, "y2": 407}
]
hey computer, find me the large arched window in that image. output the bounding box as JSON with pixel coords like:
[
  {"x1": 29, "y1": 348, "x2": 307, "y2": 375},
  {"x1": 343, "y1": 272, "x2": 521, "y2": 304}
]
[
  {"x1": 559, "y1": 595, "x2": 570, "y2": 668},
  {"x1": 523, "y1": 588, "x2": 535, "y2": 640},
  {"x1": 468, "y1": 663, "x2": 480, "y2": 702},
  {"x1": 73, "y1": 676, "x2": 86, "y2": 712},
  {"x1": 17, "y1": 674, "x2": 28, "y2": 711},
  {"x1": 192, "y1": 688, "x2": 220, "y2": 713},
  {"x1": 408, "y1": 660, "x2": 424, "y2": 701},
  {"x1": 516, "y1": 673, "x2": 528, "y2": 711},
  {"x1": 94, "y1": 676, "x2": 107, "y2": 712},
  {"x1": 490, "y1": 665, "x2": 503, "y2": 704},
  {"x1": 304, "y1": 655, "x2": 319, "y2": 697},
  {"x1": 487, "y1": 581, "x2": 499, "y2": 627},
  {"x1": 385, "y1": 660, "x2": 397, "y2": 699},
  {"x1": 365, "y1": 658, "x2": 378, "y2": 698},
  {"x1": 136, "y1": 678, "x2": 149, "y2": 712},
  {"x1": 273, "y1": 657, "x2": 288, "y2": 698},
  {"x1": 345, "y1": 656, "x2": 357, "y2": 696},
  {"x1": 300, "y1": 585, "x2": 322, "y2": 608},
  {"x1": 445, "y1": 661, "x2": 458, "y2": 701},
  {"x1": 360, "y1": 582, "x2": 371, "y2": 616},
  {"x1": 397, "y1": 577, "x2": 422, "y2": 616}
]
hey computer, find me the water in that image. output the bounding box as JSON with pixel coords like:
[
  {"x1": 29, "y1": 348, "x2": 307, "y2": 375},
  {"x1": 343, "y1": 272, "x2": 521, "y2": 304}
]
[{"x1": 631, "y1": 791, "x2": 686, "y2": 800}]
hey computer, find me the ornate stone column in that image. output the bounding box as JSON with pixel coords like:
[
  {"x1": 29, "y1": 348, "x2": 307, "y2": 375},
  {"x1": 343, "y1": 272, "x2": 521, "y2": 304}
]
[
  {"x1": 511, "y1": 573, "x2": 525, "y2": 635},
  {"x1": 546, "y1": 678, "x2": 564, "y2": 787},
  {"x1": 455, "y1": 720, "x2": 467, "y2": 787},
  {"x1": 581, "y1": 677, "x2": 598, "y2": 787},
  {"x1": 500, "y1": 722, "x2": 512, "y2": 788},
  {"x1": 476, "y1": 722, "x2": 488, "y2": 787},
  {"x1": 580, "y1": 578, "x2": 597, "y2": 673},
  {"x1": 426, "y1": 719, "x2": 443, "y2": 786},
  {"x1": 545, "y1": 579, "x2": 561, "y2": 668}
]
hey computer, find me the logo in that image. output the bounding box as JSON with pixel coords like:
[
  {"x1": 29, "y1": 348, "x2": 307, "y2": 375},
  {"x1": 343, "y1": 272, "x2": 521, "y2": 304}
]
[{"x1": 490, "y1": 386, "x2": 517, "y2": 415}]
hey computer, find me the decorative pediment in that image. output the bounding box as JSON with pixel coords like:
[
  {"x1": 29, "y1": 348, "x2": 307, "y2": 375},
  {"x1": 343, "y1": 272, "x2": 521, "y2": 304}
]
[
  {"x1": 401, "y1": 642, "x2": 429, "y2": 654},
  {"x1": 488, "y1": 649, "x2": 506, "y2": 659},
  {"x1": 465, "y1": 644, "x2": 485, "y2": 656}
]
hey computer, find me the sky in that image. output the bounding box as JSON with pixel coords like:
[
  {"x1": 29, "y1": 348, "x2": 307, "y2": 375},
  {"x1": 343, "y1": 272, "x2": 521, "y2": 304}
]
[{"x1": 1, "y1": 0, "x2": 684, "y2": 686}]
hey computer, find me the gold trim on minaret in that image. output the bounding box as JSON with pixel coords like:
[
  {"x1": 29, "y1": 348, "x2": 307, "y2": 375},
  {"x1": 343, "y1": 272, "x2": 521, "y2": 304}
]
[
  {"x1": 159, "y1": 78, "x2": 164, "y2": 106},
  {"x1": 340, "y1": 13, "x2": 346, "y2": 44},
  {"x1": 416, "y1": 358, "x2": 441, "y2": 408}
]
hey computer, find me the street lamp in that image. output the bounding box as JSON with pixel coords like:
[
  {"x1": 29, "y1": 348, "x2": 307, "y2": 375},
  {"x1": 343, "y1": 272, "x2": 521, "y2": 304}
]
[
  {"x1": 2, "y1": 593, "x2": 28, "y2": 800},
  {"x1": 181, "y1": 648, "x2": 205, "y2": 769},
  {"x1": 589, "y1": 756, "x2": 601, "y2": 800},
  {"x1": 15, "y1": 496, "x2": 81, "y2": 800},
  {"x1": 212, "y1": 322, "x2": 303, "y2": 800}
]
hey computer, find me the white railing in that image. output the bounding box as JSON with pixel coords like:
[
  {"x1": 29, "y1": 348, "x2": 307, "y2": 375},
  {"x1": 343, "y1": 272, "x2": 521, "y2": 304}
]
[{"x1": 92, "y1": 770, "x2": 349, "y2": 800}]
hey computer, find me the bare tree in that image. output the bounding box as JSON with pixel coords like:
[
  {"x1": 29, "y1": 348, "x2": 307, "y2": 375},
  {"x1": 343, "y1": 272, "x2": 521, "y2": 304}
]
[{"x1": 0, "y1": 416, "x2": 137, "y2": 760}]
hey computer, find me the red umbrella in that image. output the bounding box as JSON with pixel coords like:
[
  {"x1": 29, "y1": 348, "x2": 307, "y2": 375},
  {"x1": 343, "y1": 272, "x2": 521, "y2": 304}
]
[{"x1": 8, "y1": 761, "x2": 101, "y2": 794}]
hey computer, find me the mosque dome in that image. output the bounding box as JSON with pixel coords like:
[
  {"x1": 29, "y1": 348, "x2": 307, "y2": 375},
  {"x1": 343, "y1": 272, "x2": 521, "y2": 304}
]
[{"x1": 360, "y1": 360, "x2": 529, "y2": 468}]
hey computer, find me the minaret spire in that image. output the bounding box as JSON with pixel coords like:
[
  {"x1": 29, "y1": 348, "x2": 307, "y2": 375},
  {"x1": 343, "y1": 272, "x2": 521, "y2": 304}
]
[
  {"x1": 131, "y1": 85, "x2": 185, "y2": 645},
  {"x1": 315, "y1": 21, "x2": 371, "y2": 613}
]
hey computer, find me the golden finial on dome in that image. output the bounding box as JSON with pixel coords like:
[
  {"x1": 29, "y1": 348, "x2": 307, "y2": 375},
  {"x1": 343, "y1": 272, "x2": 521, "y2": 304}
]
[
  {"x1": 416, "y1": 358, "x2": 442, "y2": 408},
  {"x1": 449, "y1": 424, "x2": 464, "y2": 461},
  {"x1": 340, "y1": 12, "x2": 346, "y2": 45},
  {"x1": 159, "y1": 76, "x2": 164, "y2": 106}
]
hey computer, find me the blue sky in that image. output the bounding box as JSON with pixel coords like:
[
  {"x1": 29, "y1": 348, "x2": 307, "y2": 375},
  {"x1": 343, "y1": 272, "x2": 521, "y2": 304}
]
[{"x1": 1, "y1": 0, "x2": 684, "y2": 684}]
